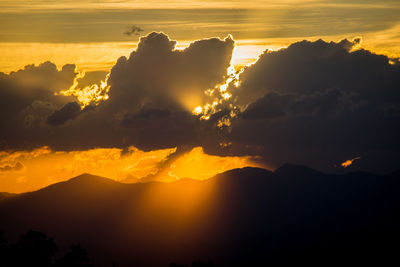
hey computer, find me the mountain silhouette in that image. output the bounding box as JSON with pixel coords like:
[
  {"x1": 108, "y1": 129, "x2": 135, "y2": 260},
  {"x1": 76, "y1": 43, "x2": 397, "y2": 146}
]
[
  {"x1": 0, "y1": 165, "x2": 399, "y2": 266},
  {"x1": 0, "y1": 192, "x2": 17, "y2": 204},
  {"x1": 274, "y1": 162, "x2": 323, "y2": 177}
]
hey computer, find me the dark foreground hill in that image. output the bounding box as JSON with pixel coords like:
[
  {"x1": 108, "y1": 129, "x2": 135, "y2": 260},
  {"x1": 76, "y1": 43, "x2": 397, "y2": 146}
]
[{"x1": 1, "y1": 164, "x2": 399, "y2": 266}]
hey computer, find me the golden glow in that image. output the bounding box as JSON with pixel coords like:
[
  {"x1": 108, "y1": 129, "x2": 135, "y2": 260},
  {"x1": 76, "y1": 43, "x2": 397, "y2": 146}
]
[
  {"x1": 163, "y1": 147, "x2": 262, "y2": 181},
  {"x1": 2, "y1": 35, "x2": 400, "y2": 75},
  {"x1": 191, "y1": 53, "x2": 242, "y2": 127},
  {"x1": 129, "y1": 169, "x2": 219, "y2": 237},
  {"x1": 341, "y1": 156, "x2": 361, "y2": 168},
  {"x1": 59, "y1": 71, "x2": 111, "y2": 108},
  {"x1": 219, "y1": 141, "x2": 232, "y2": 148},
  {"x1": 0, "y1": 39, "x2": 285, "y2": 74},
  {"x1": 221, "y1": 92, "x2": 231, "y2": 100},
  {"x1": 0, "y1": 146, "x2": 176, "y2": 193},
  {"x1": 0, "y1": 146, "x2": 262, "y2": 193},
  {"x1": 217, "y1": 117, "x2": 231, "y2": 128},
  {"x1": 231, "y1": 40, "x2": 271, "y2": 67},
  {"x1": 0, "y1": 1, "x2": 328, "y2": 12},
  {"x1": 0, "y1": 42, "x2": 137, "y2": 74},
  {"x1": 193, "y1": 106, "x2": 203, "y2": 115}
]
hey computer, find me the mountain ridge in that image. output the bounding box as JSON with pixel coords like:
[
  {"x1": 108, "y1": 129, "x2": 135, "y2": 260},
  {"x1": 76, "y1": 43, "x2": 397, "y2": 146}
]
[
  {"x1": 3, "y1": 163, "x2": 388, "y2": 197},
  {"x1": 0, "y1": 164, "x2": 399, "y2": 266}
]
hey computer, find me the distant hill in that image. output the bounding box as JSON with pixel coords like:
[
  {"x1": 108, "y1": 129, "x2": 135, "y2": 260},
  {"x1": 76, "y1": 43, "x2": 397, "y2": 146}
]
[{"x1": 0, "y1": 165, "x2": 399, "y2": 266}]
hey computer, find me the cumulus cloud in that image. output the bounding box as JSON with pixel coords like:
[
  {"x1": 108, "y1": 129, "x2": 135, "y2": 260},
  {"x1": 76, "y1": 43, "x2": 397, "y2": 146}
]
[
  {"x1": 233, "y1": 38, "x2": 398, "y2": 105},
  {"x1": 107, "y1": 32, "x2": 234, "y2": 112},
  {"x1": 0, "y1": 32, "x2": 234, "y2": 152},
  {"x1": 64, "y1": 32, "x2": 235, "y2": 151},
  {"x1": 6, "y1": 61, "x2": 77, "y2": 92},
  {"x1": 0, "y1": 62, "x2": 78, "y2": 150},
  {"x1": 0, "y1": 33, "x2": 399, "y2": 174},
  {"x1": 46, "y1": 102, "x2": 82, "y2": 126},
  {"x1": 225, "y1": 38, "x2": 400, "y2": 173}
]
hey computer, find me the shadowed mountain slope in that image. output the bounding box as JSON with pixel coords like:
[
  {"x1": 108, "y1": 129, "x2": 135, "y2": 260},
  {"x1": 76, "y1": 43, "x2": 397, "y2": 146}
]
[
  {"x1": 0, "y1": 192, "x2": 17, "y2": 204},
  {"x1": 1, "y1": 165, "x2": 399, "y2": 266}
]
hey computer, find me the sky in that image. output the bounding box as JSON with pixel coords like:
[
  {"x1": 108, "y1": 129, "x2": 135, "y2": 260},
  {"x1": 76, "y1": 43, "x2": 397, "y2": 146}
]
[
  {"x1": 0, "y1": 0, "x2": 400, "y2": 192},
  {"x1": 1, "y1": 0, "x2": 400, "y2": 71}
]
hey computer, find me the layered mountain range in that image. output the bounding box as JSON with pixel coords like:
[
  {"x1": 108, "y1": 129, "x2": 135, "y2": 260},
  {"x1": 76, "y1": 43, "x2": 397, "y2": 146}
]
[{"x1": 1, "y1": 164, "x2": 399, "y2": 266}]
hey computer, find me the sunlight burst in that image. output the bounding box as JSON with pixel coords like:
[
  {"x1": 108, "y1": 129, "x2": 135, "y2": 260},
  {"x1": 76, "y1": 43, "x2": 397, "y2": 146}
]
[{"x1": 59, "y1": 71, "x2": 111, "y2": 108}]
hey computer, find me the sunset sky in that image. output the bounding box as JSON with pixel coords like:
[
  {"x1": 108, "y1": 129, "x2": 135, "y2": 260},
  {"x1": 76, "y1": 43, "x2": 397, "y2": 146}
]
[
  {"x1": 1, "y1": 0, "x2": 400, "y2": 192},
  {"x1": 2, "y1": 0, "x2": 400, "y2": 72}
]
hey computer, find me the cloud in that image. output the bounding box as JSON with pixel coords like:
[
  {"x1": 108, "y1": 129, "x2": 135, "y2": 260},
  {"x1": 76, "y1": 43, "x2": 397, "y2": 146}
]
[
  {"x1": 46, "y1": 102, "x2": 82, "y2": 126},
  {"x1": 0, "y1": 145, "x2": 261, "y2": 193},
  {"x1": 0, "y1": 33, "x2": 399, "y2": 174},
  {"x1": 340, "y1": 156, "x2": 361, "y2": 168},
  {"x1": 233, "y1": 39, "x2": 377, "y2": 105},
  {"x1": 0, "y1": 62, "x2": 78, "y2": 150},
  {"x1": 225, "y1": 38, "x2": 400, "y2": 173},
  {"x1": 68, "y1": 32, "x2": 235, "y2": 151},
  {"x1": 6, "y1": 61, "x2": 77, "y2": 92},
  {"x1": 0, "y1": 146, "x2": 176, "y2": 192},
  {"x1": 0, "y1": 32, "x2": 234, "y2": 152},
  {"x1": 0, "y1": 162, "x2": 24, "y2": 172},
  {"x1": 123, "y1": 25, "x2": 144, "y2": 36},
  {"x1": 107, "y1": 32, "x2": 234, "y2": 112}
]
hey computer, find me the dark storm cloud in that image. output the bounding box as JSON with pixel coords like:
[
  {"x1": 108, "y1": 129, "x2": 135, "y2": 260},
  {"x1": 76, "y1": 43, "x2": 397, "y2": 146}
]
[
  {"x1": 233, "y1": 38, "x2": 393, "y2": 105},
  {"x1": 0, "y1": 32, "x2": 234, "y2": 152},
  {"x1": 123, "y1": 25, "x2": 144, "y2": 36},
  {"x1": 107, "y1": 32, "x2": 234, "y2": 113},
  {"x1": 120, "y1": 106, "x2": 201, "y2": 151},
  {"x1": 0, "y1": 61, "x2": 77, "y2": 110},
  {"x1": 1, "y1": 33, "x2": 399, "y2": 173},
  {"x1": 85, "y1": 32, "x2": 234, "y2": 151},
  {"x1": 46, "y1": 102, "x2": 82, "y2": 126},
  {"x1": 7, "y1": 61, "x2": 77, "y2": 93},
  {"x1": 225, "y1": 38, "x2": 400, "y2": 173},
  {"x1": 0, "y1": 62, "x2": 77, "y2": 150}
]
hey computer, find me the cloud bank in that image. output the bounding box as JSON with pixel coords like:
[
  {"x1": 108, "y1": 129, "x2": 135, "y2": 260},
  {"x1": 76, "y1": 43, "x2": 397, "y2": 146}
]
[
  {"x1": 228, "y1": 38, "x2": 400, "y2": 173},
  {"x1": 0, "y1": 32, "x2": 399, "y2": 174}
]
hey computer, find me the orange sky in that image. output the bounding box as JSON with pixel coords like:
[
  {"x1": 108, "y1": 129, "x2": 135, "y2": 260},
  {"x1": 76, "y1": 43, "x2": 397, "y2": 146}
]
[
  {"x1": 1, "y1": 1, "x2": 400, "y2": 72},
  {"x1": 0, "y1": 146, "x2": 263, "y2": 193}
]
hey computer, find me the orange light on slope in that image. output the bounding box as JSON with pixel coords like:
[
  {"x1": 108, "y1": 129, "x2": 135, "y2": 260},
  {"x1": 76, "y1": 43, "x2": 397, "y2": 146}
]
[{"x1": 164, "y1": 147, "x2": 262, "y2": 181}]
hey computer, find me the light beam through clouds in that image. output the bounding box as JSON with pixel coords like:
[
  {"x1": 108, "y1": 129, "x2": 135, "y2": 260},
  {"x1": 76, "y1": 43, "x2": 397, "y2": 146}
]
[{"x1": 59, "y1": 72, "x2": 111, "y2": 108}]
